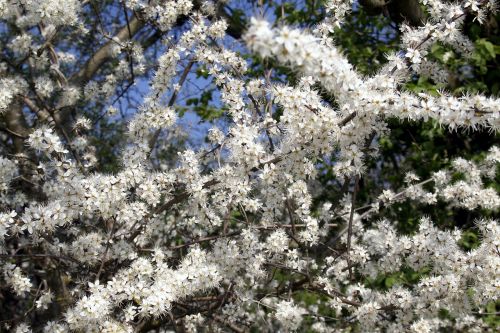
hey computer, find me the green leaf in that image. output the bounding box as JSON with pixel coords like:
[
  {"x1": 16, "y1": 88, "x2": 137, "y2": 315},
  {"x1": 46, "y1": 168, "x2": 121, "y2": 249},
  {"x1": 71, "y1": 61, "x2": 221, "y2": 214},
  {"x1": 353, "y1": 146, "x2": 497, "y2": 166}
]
[
  {"x1": 384, "y1": 276, "x2": 396, "y2": 288},
  {"x1": 476, "y1": 39, "x2": 496, "y2": 60}
]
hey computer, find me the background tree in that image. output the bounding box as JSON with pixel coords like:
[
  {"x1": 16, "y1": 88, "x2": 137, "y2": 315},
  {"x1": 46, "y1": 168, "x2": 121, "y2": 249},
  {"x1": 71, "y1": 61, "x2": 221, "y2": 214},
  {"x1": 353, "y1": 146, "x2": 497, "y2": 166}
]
[{"x1": 0, "y1": 0, "x2": 499, "y2": 332}]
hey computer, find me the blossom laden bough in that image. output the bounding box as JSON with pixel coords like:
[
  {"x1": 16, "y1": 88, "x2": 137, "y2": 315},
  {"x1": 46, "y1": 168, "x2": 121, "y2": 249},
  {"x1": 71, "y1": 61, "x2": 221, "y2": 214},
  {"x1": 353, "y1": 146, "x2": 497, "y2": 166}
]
[{"x1": 0, "y1": 0, "x2": 499, "y2": 332}]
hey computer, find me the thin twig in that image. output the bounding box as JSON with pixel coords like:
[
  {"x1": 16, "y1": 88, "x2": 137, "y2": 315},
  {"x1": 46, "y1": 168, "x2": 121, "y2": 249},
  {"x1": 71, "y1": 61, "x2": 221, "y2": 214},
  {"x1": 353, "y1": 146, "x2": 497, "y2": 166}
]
[
  {"x1": 148, "y1": 59, "x2": 195, "y2": 153},
  {"x1": 0, "y1": 253, "x2": 80, "y2": 264},
  {"x1": 95, "y1": 217, "x2": 117, "y2": 281},
  {"x1": 346, "y1": 175, "x2": 359, "y2": 281}
]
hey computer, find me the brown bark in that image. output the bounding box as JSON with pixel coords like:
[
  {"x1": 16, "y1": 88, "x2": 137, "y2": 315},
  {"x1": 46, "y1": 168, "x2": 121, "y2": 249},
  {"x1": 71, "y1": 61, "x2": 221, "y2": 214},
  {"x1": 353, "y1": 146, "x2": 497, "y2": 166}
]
[
  {"x1": 53, "y1": 16, "x2": 146, "y2": 128},
  {"x1": 70, "y1": 16, "x2": 143, "y2": 86},
  {"x1": 5, "y1": 101, "x2": 29, "y2": 154},
  {"x1": 56, "y1": 1, "x2": 245, "y2": 131},
  {"x1": 387, "y1": 0, "x2": 425, "y2": 26},
  {"x1": 360, "y1": 0, "x2": 425, "y2": 27}
]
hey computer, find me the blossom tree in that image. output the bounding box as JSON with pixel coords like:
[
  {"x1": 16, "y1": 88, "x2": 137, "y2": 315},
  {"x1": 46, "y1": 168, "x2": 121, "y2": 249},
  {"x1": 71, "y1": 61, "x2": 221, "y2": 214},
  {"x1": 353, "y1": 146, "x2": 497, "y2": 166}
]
[{"x1": 0, "y1": 0, "x2": 499, "y2": 332}]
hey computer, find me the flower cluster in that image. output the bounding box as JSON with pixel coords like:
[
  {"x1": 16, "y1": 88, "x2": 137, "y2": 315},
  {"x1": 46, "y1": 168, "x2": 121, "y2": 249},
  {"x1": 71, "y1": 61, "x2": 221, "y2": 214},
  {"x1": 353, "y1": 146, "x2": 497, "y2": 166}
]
[{"x1": 0, "y1": 0, "x2": 499, "y2": 332}]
